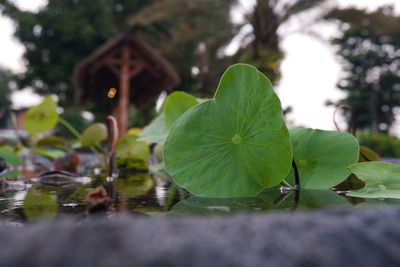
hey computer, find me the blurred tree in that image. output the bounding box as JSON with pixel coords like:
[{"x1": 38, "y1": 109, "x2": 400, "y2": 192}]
[
  {"x1": 126, "y1": 0, "x2": 238, "y2": 96},
  {"x1": 326, "y1": 7, "x2": 400, "y2": 133},
  {"x1": 0, "y1": 0, "x2": 158, "y2": 108},
  {"x1": 235, "y1": 0, "x2": 327, "y2": 84},
  {"x1": 0, "y1": 68, "x2": 12, "y2": 127},
  {"x1": 0, "y1": 0, "x2": 237, "y2": 113}
]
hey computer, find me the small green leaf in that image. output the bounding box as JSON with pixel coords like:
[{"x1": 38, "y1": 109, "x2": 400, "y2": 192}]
[
  {"x1": 164, "y1": 64, "x2": 293, "y2": 197},
  {"x1": 116, "y1": 133, "x2": 150, "y2": 162},
  {"x1": 23, "y1": 96, "x2": 59, "y2": 135},
  {"x1": 137, "y1": 113, "x2": 168, "y2": 143},
  {"x1": 287, "y1": 128, "x2": 359, "y2": 189},
  {"x1": 81, "y1": 123, "x2": 108, "y2": 147},
  {"x1": 138, "y1": 91, "x2": 199, "y2": 143},
  {"x1": 0, "y1": 147, "x2": 21, "y2": 166},
  {"x1": 164, "y1": 91, "x2": 199, "y2": 127},
  {"x1": 348, "y1": 162, "x2": 400, "y2": 199}
]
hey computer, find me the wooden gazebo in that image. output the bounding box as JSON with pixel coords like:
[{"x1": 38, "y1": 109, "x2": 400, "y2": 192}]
[{"x1": 74, "y1": 31, "x2": 180, "y2": 136}]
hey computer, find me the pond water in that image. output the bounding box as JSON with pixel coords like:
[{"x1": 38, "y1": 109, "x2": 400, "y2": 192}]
[{"x1": 1, "y1": 154, "x2": 400, "y2": 223}]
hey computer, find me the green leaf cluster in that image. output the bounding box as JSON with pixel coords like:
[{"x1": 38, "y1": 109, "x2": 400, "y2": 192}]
[{"x1": 157, "y1": 64, "x2": 400, "y2": 199}]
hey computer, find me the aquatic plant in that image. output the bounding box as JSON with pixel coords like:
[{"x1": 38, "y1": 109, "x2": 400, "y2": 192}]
[{"x1": 156, "y1": 64, "x2": 400, "y2": 199}]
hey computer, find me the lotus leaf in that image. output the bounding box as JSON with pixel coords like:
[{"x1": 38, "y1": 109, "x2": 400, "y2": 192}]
[
  {"x1": 138, "y1": 91, "x2": 199, "y2": 143},
  {"x1": 34, "y1": 148, "x2": 65, "y2": 160},
  {"x1": 348, "y1": 162, "x2": 400, "y2": 199},
  {"x1": 23, "y1": 96, "x2": 58, "y2": 135},
  {"x1": 116, "y1": 133, "x2": 150, "y2": 162},
  {"x1": 359, "y1": 145, "x2": 379, "y2": 162},
  {"x1": 138, "y1": 113, "x2": 168, "y2": 143},
  {"x1": 164, "y1": 64, "x2": 292, "y2": 197},
  {"x1": 0, "y1": 147, "x2": 21, "y2": 166},
  {"x1": 286, "y1": 128, "x2": 359, "y2": 189},
  {"x1": 81, "y1": 123, "x2": 108, "y2": 147},
  {"x1": 333, "y1": 145, "x2": 378, "y2": 191},
  {"x1": 164, "y1": 91, "x2": 199, "y2": 126}
]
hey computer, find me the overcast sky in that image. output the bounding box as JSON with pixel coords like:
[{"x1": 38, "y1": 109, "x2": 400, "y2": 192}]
[{"x1": 0, "y1": 0, "x2": 399, "y2": 133}]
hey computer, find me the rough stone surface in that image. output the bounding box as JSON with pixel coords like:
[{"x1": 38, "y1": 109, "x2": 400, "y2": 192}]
[{"x1": 0, "y1": 207, "x2": 400, "y2": 267}]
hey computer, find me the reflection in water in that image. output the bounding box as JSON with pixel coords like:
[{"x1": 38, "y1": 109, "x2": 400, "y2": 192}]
[
  {"x1": 0, "y1": 169, "x2": 190, "y2": 222},
  {"x1": 0, "y1": 165, "x2": 400, "y2": 222}
]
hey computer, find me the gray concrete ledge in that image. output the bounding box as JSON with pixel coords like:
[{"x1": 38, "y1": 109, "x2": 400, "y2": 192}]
[{"x1": 0, "y1": 206, "x2": 399, "y2": 267}]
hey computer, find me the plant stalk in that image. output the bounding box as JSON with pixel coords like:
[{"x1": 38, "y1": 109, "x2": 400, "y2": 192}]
[{"x1": 292, "y1": 159, "x2": 300, "y2": 191}]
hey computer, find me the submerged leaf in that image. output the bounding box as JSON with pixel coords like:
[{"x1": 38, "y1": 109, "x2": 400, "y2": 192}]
[
  {"x1": 348, "y1": 162, "x2": 400, "y2": 199},
  {"x1": 287, "y1": 128, "x2": 359, "y2": 189},
  {"x1": 164, "y1": 64, "x2": 292, "y2": 197},
  {"x1": 23, "y1": 96, "x2": 58, "y2": 135}
]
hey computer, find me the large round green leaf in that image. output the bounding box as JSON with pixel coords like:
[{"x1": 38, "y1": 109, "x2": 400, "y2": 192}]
[
  {"x1": 81, "y1": 123, "x2": 108, "y2": 147},
  {"x1": 348, "y1": 162, "x2": 400, "y2": 199},
  {"x1": 23, "y1": 96, "x2": 58, "y2": 135},
  {"x1": 164, "y1": 64, "x2": 292, "y2": 197},
  {"x1": 287, "y1": 128, "x2": 359, "y2": 189}
]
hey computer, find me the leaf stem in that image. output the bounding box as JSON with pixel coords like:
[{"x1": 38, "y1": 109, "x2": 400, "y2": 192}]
[
  {"x1": 292, "y1": 159, "x2": 300, "y2": 191},
  {"x1": 291, "y1": 190, "x2": 300, "y2": 211},
  {"x1": 107, "y1": 116, "x2": 119, "y2": 178},
  {"x1": 280, "y1": 179, "x2": 294, "y2": 190},
  {"x1": 333, "y1": 104, "x2": 357, "y2": 136},
  {"x1": 58, "y1": 117, "x2": 81, "y2": 140},
  {"x1": 59, "y1": 117, "x2": 105, "y2": 164}
]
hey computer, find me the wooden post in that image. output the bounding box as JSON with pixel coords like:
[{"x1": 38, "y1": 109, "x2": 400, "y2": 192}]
[{"x1": 116, "y1": 43, "x2": 130, "y2": 137}]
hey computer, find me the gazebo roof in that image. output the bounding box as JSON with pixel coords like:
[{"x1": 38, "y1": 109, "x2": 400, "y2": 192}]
[{"x1": 73, "y1": 32, "x2": 180, "y2": 109}]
